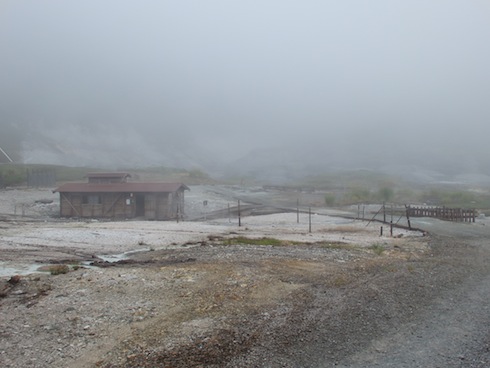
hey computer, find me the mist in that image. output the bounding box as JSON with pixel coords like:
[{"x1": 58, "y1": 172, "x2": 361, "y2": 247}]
[{"x1": 1, "y1": 1, "x2": 490, "y2": 181}]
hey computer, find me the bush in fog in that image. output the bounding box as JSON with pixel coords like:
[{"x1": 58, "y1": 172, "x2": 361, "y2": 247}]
[
  {"x1": 324, "y1": 194, "x2": 336, "y2": 206},
  {"x1": 421, "y1": 189, "x2": 477, "y2": 208},
  {"x1": 343, "y1": 187, "x2": 372, "y2": 204},
  {"x1": 188, "y1": 168, "x2": 210, "y2": 179},
  {"x1": 376, "y1": 187, "x2": 395, "y2": 202}
]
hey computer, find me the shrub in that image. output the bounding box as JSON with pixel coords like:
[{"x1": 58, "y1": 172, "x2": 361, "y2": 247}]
[
  {"x1": 377, "y1": 187, "x2": 395, "y2": 202},
  {"x1": 324, "y1": 194, "x2": 336, "y2": 206},
  {"x1": 370, "y1": 243, "x2": 385, "y2": 256},
  {"x1": 344, "y1": 187, "x2": 372, "y2": 204},
  {"x1": 47, "y1": 264, "x2": 70, "y2": 275}
]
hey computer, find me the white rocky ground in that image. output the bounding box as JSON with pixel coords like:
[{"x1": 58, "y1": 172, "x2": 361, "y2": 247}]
[
  {"x1": 2, "y1": 186, "x2": 489, "y2": 368},
  {"x1": 0, "y1": 186, "x2": 421, "y2": 277}
]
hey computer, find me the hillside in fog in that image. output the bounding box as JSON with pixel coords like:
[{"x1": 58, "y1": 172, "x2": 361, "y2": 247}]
[{"x1": 1, "y1": 1, "x2": 490, "y2": 184}]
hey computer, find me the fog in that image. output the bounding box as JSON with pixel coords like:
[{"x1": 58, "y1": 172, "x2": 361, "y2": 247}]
[{"x1": 1, "y1": 1, "x2": 490, "y2": 180}]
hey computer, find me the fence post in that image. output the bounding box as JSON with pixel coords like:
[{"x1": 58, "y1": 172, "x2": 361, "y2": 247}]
[
  {"x1": 297, "y1": 198, "x2": 299, "y2": 224},
  {"x1": 238, "y1": 200, "x2": 241, "y2": 227},
  {"x1": 308, "y1": 207, "x2": 312, "y2": 233},
  {"x1": 405, "y1": 205, "x2": 412, "y2": 230}
]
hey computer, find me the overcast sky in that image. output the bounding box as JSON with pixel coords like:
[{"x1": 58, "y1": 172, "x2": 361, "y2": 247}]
[{"x1": 1, "y1": 1, "x2": 490, "y2": 169}]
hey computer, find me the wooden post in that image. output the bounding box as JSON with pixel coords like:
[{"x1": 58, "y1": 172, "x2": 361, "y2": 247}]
[
  {"x1": 297, "y1": 198, "x2": 299, "y2": 224},
  {"x1": 309, "y1": 207, "x2": 312, "y2": 233},
  {"x1": 405, "y1": 205, "x2": 412, "y2": 230},
  {"x1": 380, "y1": 226, "x2": 383, "y2": 236},
  {"x1": 383, "y1": 202, "x2": 386, "y2": 223},
  {"x1": 238, "y1": 200, "x2": 241, "y2": 227},
  {"x1": 390, "y1": 221, "x2": 393, "y2": 237}
]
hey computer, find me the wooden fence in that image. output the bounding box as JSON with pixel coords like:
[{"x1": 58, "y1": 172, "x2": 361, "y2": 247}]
[{"x1": 406, "y1": 205, "x2": 476, "y2": 223}]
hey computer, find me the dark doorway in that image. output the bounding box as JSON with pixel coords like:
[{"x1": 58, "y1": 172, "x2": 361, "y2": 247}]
[{"x1": 135, "y1": 194, "x2": 145, "y2": 217}]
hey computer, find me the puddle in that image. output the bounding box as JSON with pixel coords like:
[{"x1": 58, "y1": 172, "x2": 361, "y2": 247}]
[
  {"x1": 1, "y1": 245, "x2": 190, "y2": 277},
  {"x1": 95, "y1": 247, "x2": 152, "y2": 263},
  {"x1": 0, "y1": 262, "x2": 48, "y2": 277},
  {"x1": 97, "y1": 253, "x2": 130, "y2": 263}
]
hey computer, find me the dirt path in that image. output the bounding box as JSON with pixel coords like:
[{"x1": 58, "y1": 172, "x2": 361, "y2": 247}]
[
  {"x1": 340, "y1": 273, "x2": 490, "y2": 367},
  {"x1": 336, "y1": 233, "x2": 490, "y2": 368}
]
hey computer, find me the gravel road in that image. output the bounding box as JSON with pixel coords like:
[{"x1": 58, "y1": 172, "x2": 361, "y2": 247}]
[{"x1": 336, "y1": 233, "x2": 490, "y2": 367}]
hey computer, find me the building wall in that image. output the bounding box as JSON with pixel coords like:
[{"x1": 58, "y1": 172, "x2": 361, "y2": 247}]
[
  {"x1": 59, "y1": 191, "x2": 184, "y2": 220},
  {"x1": 146, "y1": 193, "x2": 174, "y2": 220},
  {"x1": 60, "y1": 193, "x2": 82, "y2": 217},
  {"x1": 153, "y1": 190, "x2": 185, "y2": 220}
]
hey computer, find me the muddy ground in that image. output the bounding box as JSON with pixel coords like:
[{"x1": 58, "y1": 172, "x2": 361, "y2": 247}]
[{"x1": 1, "y1": 186, "x2": 490, "y2": 367}]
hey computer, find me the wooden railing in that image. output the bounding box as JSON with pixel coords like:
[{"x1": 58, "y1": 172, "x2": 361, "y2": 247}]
[{"x1": 406, "y1": 205, "x2": 476, "y2": 222}]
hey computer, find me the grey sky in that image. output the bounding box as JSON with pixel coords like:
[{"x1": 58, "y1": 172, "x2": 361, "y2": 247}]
[{"x1": 1, "y1": 1, "x2": 490, "y2": 169}]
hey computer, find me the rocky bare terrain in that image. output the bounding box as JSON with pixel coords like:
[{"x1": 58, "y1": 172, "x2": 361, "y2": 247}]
[{"x1": 1, "y1": 186, "x2": 489, "y2": 367}]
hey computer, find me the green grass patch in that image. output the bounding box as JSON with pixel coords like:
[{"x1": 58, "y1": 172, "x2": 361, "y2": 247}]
[
  {"x1": 316, "y1": 242, "x2": 355, "y2": 250},
  {"x1": 224, "y1": 237, "x2": 299, "y2": 247},
  {"x1": 370, "y1": 243, "x2": 385, "y2": 256}
]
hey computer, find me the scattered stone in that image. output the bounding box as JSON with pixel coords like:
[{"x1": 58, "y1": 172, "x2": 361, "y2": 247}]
[{"x1": 8, "y1": 275, "x2": 21, "y2": 285}]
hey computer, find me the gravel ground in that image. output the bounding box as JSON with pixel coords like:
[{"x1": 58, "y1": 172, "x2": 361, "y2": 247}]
[{"x1": 1, "y1": 186, "x2": 489, "y2": 367}]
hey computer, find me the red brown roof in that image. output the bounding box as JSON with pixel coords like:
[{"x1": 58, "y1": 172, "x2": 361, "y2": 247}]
[{"x1": 54, "y1": 182, "x2": 189, "y2": 193}]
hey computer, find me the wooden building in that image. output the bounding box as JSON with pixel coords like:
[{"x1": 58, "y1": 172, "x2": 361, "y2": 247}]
[{"x1": 53, "y1": 172, "x2": 189, "y2": 220}]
